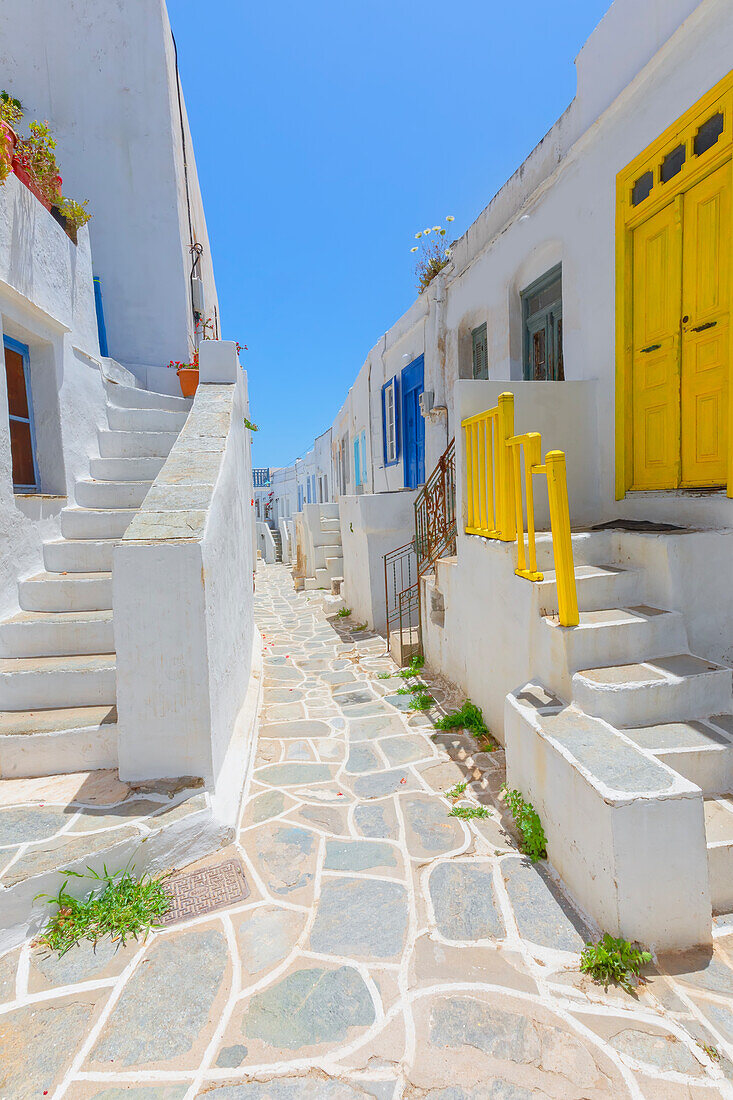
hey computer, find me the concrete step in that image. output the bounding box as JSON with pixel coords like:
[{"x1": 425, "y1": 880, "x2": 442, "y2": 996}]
[
  {"x1": 89, "y1": 455, "x2": 166, "y2": 482},
  {"x1": 0, "y1": 609, "x2": 114, "y2": 658},
  {"x1": 98, "y1": 428, "x2": 178, "y2": 460},
  {"x1": 43, "y1": 538, "x2": 116, "y2": 573},
  {"x1": 622, "y1": 716, "x2": 733, "y2": 796},
  {"x1": 541, "y1": 605, "x2": 688, "y2": 695},
  {"x1": 107, "y1": 406, "x2": 187, "y2": 434},
  {"x1": 75, "y1": 478, "x2": 152, "y2": 510},
  {"x1": 534, "y1": 530, "x2": 612, "y2": 571},
  {"x1": 573, "y1": 654, "x2": 733, "y2": 727},
  {"x1": 0, "y1": 705, "x2": 117, "y2": 778},
  {"x1": 534, "y1": 564, "x2": 642, "y2": 617},
  {"x1": 60, "y1": 507, "x2": 134, "y2": 540},
  {"x1": 106, "y1": 382, "x2": 192, "y2": 413},
  {"x1": 0, "y1": 653, "x2": 116, "y2": 710},
  {"x1": 705, "y1": 796, "x2": 733, "y2": 912},
  {"x1": 19, "y1": 572, "x2": 112, "y2": 614}
]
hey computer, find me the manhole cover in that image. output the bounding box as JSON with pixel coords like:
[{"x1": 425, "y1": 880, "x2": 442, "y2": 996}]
[{"x1": 161, "y1": 858, "x2": 250, "y2": 925}]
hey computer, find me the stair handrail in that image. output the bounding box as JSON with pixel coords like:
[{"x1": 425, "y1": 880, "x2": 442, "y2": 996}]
[
  {"x1": 461, "y1": 392, "x2": 579, "y2": 627},
  {"x1": 414, "y1": 436, "x2": 457, "y2": 575}
]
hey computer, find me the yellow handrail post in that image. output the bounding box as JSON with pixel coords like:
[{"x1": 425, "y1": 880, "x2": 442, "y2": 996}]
[
  {"x1": 496, "y1": 392, "x2": 515, "y2": 541},
  {"x1": 524, "y1": 433, "x2": 543, "y2": 581},
  {"x1": 464, "y1": 424, "x2": 473, "y2": 530},
  {"x1": 545, "y1": 450, "x2": 579, "y2": 627}
]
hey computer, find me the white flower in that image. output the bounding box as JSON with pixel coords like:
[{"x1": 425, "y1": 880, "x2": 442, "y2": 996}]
[
  {"x1": 445, "y1": 248, "x2": 452, "y2": 257},
  {"x1": 410, "y1": 246, "x2": 418, "y2": 252},
  {"x1": 423, "y1": 228, "x2": 431, "y2": 235},
  {"x1": 446, "y1": 215, "x2": 455, "y2": 222},
  {"x1": 439, "y1": 229, "x2": 446, "y2": 236},
  {"x1": 432, "y1": 226, "x2": 441, "y2": 232},
  {"x1": 415, "y1": 232, "x2": 422, "y2": 238}
]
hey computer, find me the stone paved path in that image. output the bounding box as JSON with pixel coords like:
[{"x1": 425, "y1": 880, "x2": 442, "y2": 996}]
[{"x1": 3, "y1": 562, "x2": 733, "y2": 1098}]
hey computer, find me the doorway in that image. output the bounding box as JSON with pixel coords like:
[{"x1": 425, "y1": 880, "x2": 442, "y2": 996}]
[{"x1": 401, "y1": 354, "x2": 425, "y2": 490}]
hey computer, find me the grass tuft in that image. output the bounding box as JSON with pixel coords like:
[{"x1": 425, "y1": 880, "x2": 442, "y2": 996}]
[
  {"x1": 409, "y1": 691, "x2": 434, "y2": 711},
  {"x1": 337, "y1": 607, "x2": 351, "y2": 618},
  {"x1": 445, "y1": 781, "x2": 468, "y2": 800},
  {"x1": 580, "y1": 934, "x2": 652, "y2": 993},
  {"x1": 434, "y1": 700, "x2": 489, "y2": 740},
  {"x1": 448, "y1": 805, "x2": 489, "y2": 819},
  {"x1": 36, "y1": 864, "x2": 170, "y2": 956},
  {"x1": 399, "y1": 654, "x2": 425, "y2": 679},
  {"x1": 501, "y1": 784, "x2": 547, "y2": 861}
]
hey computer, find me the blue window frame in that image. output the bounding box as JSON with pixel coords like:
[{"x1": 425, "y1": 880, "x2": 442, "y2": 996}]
[
  {"x1": 354, "y1": 434, "x2": 361, "y2": 486},
  {"x1": 3, "y1": 335, "x2": 40, "y2": 492},
  {"x1": 401, "y1": 355, "x2": 425, "y2": 490},
  {"x1": 297, "y1": 484, "x2": 304, "y2": 511},
  {"x1": 381, "y1": 376, "x2": 400, "y2": 467}
]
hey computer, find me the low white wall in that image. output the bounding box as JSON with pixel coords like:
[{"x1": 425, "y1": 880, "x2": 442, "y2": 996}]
[
  {"x1": 505, "y1": 692, "x2": 712, "y2": 950},
  {"x1": 0, "y1": 174, "x2": 104, "y2": 618},
  {"x1": 257, "y1": 521, "x2": 276, "y2": 564},
  {"x1": 340, "y1": 490, "x2": 418, "y2": 633},
  {"x1": 114, "y1": 346, "x2": 256, "y2": 824},
  {"x1": 279, "y1": 518, "x2": 294, "y2": 565}
]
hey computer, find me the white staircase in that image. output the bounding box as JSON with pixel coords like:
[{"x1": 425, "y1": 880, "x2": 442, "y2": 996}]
[
  {"x1": 0, "y1": 379, "x2": 191, "y2": 779},
  {"x1": 527, "y1": 529, "x2": 733, "y2": 916},
  {"x1": 303, "y1": 503, "x2": 344, "y2": 591}
]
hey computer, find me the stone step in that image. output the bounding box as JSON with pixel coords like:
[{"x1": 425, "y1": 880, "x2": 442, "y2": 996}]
[
  {"x1": 573, "y1": 654, "x2": 733, "y2": 728},
  {"x1": 107, "y1": 405, "x2": 188, "y2": 434},
  {"x1": 105, "y1": 382, "x2": 192, "y2": 413},
  {"x1": 60, "y1": 507, "x2": 134, "y2": 540},
  {"x1": 43, "y1": 538, "x2": 116, "y2": 573},
  {"x1": 0, "y1": 609, "x2": 114, "y2": 658},
  {"x1": 534, "y1": 564, "x2": 642, "y2": 617},
  {"x1": 0, "y1": 653, "x2": 116, "y2": 710},
  {"x1": 705, "y1": 796, "x2": 733, "y2": 912},
  {"x1": 98, "y1": 428, "x2": 178, "y2": 460},
  {"x1": 89, "y1": 455, "x2": 166, "y2": 482},
  {"x1": 541, "y1": 605, "x2": 688, "y2": 695},
  {"x1": 0, "y1": 705, "x2": 117, "y2": 777},
  {"x1": 19, "y1": 572, "x2": 112, "y2": 614},
  {"x1": 534, "y1": 530, "x2": 612, "y2": 571},
  {"x1": 622, "y1": 715, "x2": 733, "y2": 796},
  {"x1": 75, "y1": 478, "x2": 152, "y2": 510}
]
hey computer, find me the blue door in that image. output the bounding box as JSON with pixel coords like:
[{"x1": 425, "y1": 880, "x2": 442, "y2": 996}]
[{"x1": 401, "y1": 355, "x2": 425, "y2": 489}]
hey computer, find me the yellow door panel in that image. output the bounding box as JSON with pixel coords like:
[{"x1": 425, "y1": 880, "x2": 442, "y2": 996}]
[
  {"x1": 632, "y1": 199, "x2": 682, "y2": 489},
  {"x1": 681, "y1": 161, "x2": 731, "y2": 486}
]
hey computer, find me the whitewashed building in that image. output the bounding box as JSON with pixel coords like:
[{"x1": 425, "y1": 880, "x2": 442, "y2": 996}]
[
  {"x1": 267, "y1": 0, "x2": 733, "y2": 949},
  {"x1": 0, "y1": 0, "x2": 257, "y2": 945}
]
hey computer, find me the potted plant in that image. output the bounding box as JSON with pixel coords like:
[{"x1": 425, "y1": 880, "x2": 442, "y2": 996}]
[
  {"x1": 0, "y1": 91, "x2": 22, "y2": 185},
  {"x1": 169, "y1": 351, "x2": 199, "y2": 397}
]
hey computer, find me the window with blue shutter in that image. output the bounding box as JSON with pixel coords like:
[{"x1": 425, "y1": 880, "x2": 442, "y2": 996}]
[
  {"x1": 381, "y1": 377, "x2": 399, "y2": 466},
  {"x1": 521, "y1": 266, "x2": 564, "y2": 381}
]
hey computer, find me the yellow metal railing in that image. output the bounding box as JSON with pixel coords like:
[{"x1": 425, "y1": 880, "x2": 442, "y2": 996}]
[{"x1": 461, "y1": 392, "x2": 579, "y2": 627}]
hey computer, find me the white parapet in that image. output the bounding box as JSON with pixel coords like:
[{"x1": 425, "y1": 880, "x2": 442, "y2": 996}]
[
  {"x1": 198, "y1": 340, "x2": 240, "y2": 384},
  {"x1": 505, "y1": 687, "x2": 712, "y2": 951},
  {"x1": 113, "y1": 360, "x2": 256, "y2": 826}
]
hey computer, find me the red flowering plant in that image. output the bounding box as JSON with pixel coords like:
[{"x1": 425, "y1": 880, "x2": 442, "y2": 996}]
[{"x1": 168, "y1": 350, "x2": 199, "y2": 372}]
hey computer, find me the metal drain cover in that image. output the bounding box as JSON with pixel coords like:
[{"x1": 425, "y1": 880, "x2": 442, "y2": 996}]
[{"x1": 161, "y1": 858, "x2": 250, "y2": 925}]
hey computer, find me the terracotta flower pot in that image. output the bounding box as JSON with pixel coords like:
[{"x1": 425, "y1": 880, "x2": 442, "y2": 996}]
[
  {"x1": 11, "y1": 155, "x2": 53, "y2": 211},
  {"x1": 177, "y1": 368, "x2": 199, "y2": 398}
]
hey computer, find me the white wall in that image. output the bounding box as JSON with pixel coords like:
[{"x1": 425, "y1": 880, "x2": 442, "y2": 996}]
[
  {"x1": 0, "y1": 174, "x2": 105, "y2": 617},
  {"x1": 0, "y1": 0, "x2": 219, "y2": 378},
  {"x1": 114, "y1": 352, "x2": 256, "y2": 823}
]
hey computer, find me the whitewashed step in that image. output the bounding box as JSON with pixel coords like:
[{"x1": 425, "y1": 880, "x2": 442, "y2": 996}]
[
  {"x1": 0, "y1": 609, "x2": 114, "y2": 658},
  {"x1": 622, "y1": 716, "x2": 733, "y2": 796},
  {"x1": 542, "y1": 605, "x2": 688, "y2": 693},
  {"x1": 0, "y1": 704, "x2": 117, "y2": 778},
  {"x1": 107, "y1": 406, "x2": 187, "y2": 433},
  {"x1": 75, "y1": 478, "x2": 152, "y2": 510},
  {"x1": 534, "y1": 564, "x2": 642, "y2": 617},
  {"x1": 534, "y1": 530, "x2": 612, "y2": 572},
  {"x1": 44, "y1": 538, "x2": 116, "y2": 573},
  {"x1": 106, "y1": 383, "x2": 192, "y2": 413},
  {"x1": 573, "y1": 654, "x2": 733, "y2": 727},
  {"x1": 705, "y1": 796, "x2": 733, "y2": 912},
  {"x1": 0, "y1": 653, "x2": 116, "y2": 710},
  {"x1": 60, "y1": 507, "x2": 133, "y2": 540},
  {"x1": 89, "y1": 455, "x2": 165, "y2": 482},
  {"x1": 98, "y1": 429, "x2": 178, "y2": 459},
  {"x1": 19, "y1": 572, "x2": 112, "y2": 613}
]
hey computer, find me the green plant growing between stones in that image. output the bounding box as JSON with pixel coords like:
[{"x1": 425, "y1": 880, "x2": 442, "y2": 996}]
[
  {"x1": 399, "y1": 654, "x2": 425, "y2": 678},
  {"x1": 699, "y1": 1042, "x2": 721, "y2": 1063},
  {"x1": 37, "y1": 863, "x2": 170, "y2": 956},
  {"x1": 410, "y1": 691, "x2": 434, "y2": 711},
  {"x1": 434, "y1": 700, "x2": 489, "y2": 740},
  {"x1": 579, "y1": 934, "x2": 652, "y2": 994},
  {"x1": 501, "y1": 785, "x2": 547, "y2": 862},
  {"x1": 445, "y1": 781, "x2": 468, "y2": 800},
  {"x1": 244, "y1": 417, "x2": 259, "y2": 431},
  {"x1": 376, "y1": 672, "x2": 392, "y2": 680},
  {"x1": 448, "y1": 805, "x2": 489, "y2": 820},
  {"x1": 337, "y1": 607, "x2": 352, "y2": 618},
  {"x1": 350, "y1": 621, "x2": 368, "y2": 632}
]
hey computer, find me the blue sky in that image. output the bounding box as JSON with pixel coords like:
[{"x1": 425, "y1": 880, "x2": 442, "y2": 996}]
[{"x1": 168, "y1": 0, "x2": 611, "y2": 468}]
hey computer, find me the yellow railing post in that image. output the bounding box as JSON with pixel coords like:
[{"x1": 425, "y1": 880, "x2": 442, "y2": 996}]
[
  {"x1": 464, "y1": 424, "x2": 473, "y2": 530},
  {"x1": 545, "y1": 450, "x2": 579, "y2": 627},
  {"x1": 496, "y1": 392, "x2": 515, "y2": 540}
]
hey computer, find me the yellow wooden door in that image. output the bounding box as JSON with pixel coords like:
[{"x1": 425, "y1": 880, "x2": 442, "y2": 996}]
[
  {"x1": 680, "y1": 161, "x2": 731, "y2": 486},
  {"x1": 631, "y1": 198, "x2": 683, "y2": 489}
]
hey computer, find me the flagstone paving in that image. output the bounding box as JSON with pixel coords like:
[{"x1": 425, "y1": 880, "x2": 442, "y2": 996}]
[{"x1": 3, "y1": 562, "x2": 733, "y2": 1097}]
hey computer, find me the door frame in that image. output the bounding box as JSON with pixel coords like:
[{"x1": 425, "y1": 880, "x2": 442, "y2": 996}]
[
  {"x1": 400, "y1": 354, "x2": 425, "y2": 490},
  {"x1": 3, "y1": 334, "x2": 40, "y2": 492},
  {"x1": 616, "y1": 68, "x2": 733, "y2": 499}
]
